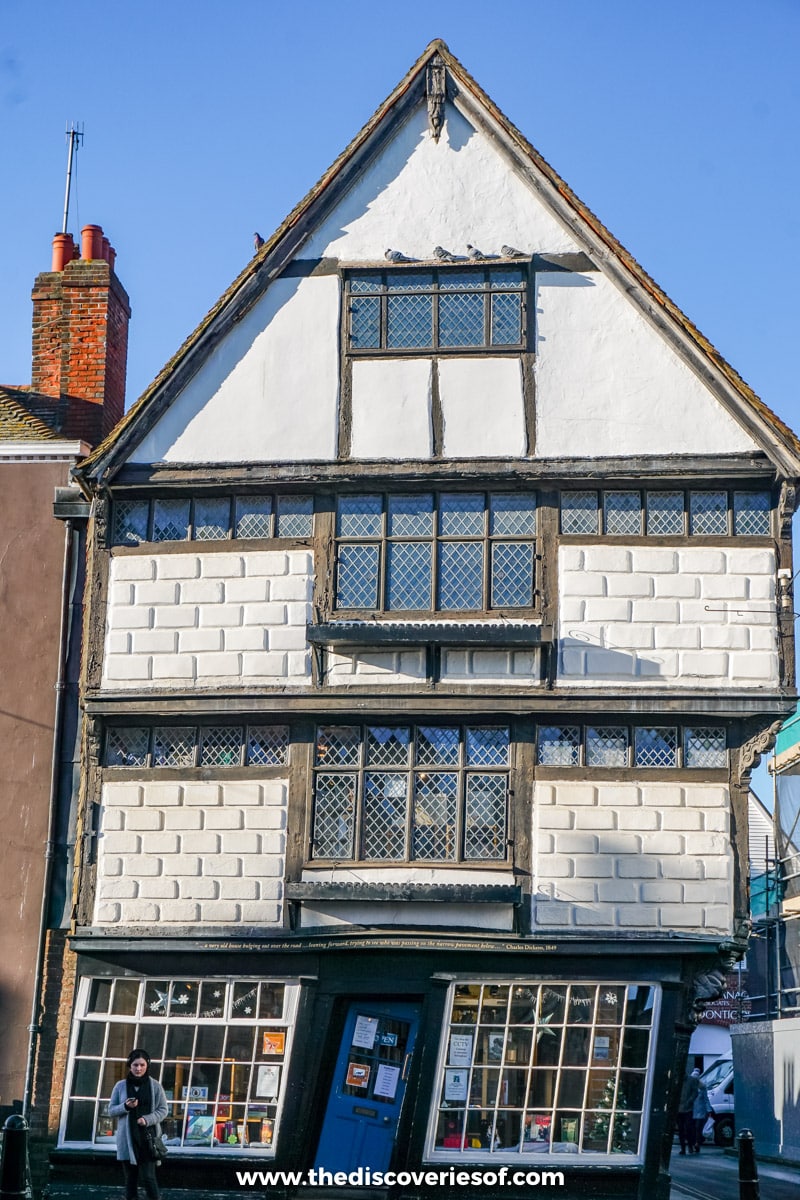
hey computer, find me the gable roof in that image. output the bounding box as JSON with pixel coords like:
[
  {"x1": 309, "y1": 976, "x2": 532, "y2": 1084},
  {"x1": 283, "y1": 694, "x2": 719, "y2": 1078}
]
[
  {"x1": 0, "y1": 386, "x2": 61, "y2": 442},
  {"x1": 74, "y1": 39, "x2": 800, "y2": 486}
]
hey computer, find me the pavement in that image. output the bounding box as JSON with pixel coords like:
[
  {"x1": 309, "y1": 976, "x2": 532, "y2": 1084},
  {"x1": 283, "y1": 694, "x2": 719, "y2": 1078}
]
[{"x1": 669, "y1": 1143, "x2": 800, "y2": 1200}]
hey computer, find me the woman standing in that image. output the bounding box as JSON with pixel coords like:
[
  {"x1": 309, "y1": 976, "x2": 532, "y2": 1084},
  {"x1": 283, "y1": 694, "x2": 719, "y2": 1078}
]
[{"x1": 108, "y1": 1049, "x2": 169, "y2": 1200}]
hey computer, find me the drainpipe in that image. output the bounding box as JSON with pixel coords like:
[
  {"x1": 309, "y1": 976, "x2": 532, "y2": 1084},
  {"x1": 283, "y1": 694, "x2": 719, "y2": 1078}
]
[{"x1": 21, "y1": 518, "x2": 76, "y2": 1120}]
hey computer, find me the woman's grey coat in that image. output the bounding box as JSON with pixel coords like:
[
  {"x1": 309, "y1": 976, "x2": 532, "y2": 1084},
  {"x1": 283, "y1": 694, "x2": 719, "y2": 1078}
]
[{"x1": 108, "y1": 1078, "x2": 169, "y2": 1163}]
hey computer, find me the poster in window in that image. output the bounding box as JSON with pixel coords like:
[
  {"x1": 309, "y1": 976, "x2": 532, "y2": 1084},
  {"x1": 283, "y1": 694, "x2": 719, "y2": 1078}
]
[
  {"x1": 256, "y1": 1065, "x2": 280, "y2": 1099},
  {"x1": 487, "y1": 1034, "x2": 504, "y2": 1062},
  {"x1": 374, "y1": 1064, "x2": 400, "y2": 1101},
  {"x1": 262, "y1": 1031, "x2": 286, "y2": 1056},
  {"x1": 593, "y1": 1036, "x2": 610, "y2": 1061},
  {"x1": 352, "y1": 1015, "x2": 378, "y2": 1049},
  {"x1": 181, "y1": 1085, "x2": 209, "y2": 1114},
  {"x1": 449, "y1": 1033, "x2": 473, "y2": 1067},
  {"x1": 346, "y1": 1062, "x2": 371, "y2": 1089},
  {"x1": 444, "y1": 1069, "x2": 469, "y2": 1102}
]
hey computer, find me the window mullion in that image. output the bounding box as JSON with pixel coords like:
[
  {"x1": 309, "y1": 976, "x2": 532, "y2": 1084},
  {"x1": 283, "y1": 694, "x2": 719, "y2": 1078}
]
[
  {"x1": 354, "y1": 731, "x2": 366, "y2": 860},
  {"x1": 482, "y1": 495, "x2": 491, "y2": 611}
]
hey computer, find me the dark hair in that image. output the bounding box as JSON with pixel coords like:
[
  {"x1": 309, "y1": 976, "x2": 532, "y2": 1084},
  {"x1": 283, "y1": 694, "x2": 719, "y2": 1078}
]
[{"x1": 127, "y1": 1048, "x2": 151, "y2": 1067}]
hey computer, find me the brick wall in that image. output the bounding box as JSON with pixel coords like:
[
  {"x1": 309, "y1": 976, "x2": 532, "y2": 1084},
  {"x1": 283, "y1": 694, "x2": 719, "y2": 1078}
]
[
  {"x1": 532, "y1": 780, "x2": 732, "y2": 932},
  {"x1": 558, "y1": 545, "x2": 777, "y2": 685},
  {"x1": 95, "y1": 778, "x2": 288, "y2": 925},
  {"x1": 103, "y1": 551, "x2": 312, "y2": 688}
]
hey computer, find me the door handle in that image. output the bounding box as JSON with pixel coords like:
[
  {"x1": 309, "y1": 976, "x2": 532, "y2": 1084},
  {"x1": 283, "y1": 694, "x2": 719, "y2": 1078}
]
[{"x1": 402, "y1": 1053, "x2": 411, "y2": 1081}]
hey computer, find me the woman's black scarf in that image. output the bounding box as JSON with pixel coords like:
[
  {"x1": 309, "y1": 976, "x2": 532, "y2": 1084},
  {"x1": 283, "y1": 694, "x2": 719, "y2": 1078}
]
[{"x1": 125, "y1": 1073, "x2": 153, "y2": 1158}]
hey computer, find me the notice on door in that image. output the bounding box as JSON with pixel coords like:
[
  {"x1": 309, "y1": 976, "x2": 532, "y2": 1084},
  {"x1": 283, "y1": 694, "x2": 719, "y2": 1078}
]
[
  {"x1": 352, "y1": 1015, "x2": 379, "y2": 1049},
  {"x1": 346, "y1": 1062, "x2": 371, "y2": 1089},
  {"x1": 373, "y1": 1064, "x2": 400, "y2": 1101}
]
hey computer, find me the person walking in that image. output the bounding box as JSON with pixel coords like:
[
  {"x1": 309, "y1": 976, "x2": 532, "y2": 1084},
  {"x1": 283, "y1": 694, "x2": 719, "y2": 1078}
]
[
  {"x1": 691, "y1": 1071, "x2": 713, "y2": 1153},
  {"x1": 108, "y1": 1048, "x2": 169, "y2": 1200},
  {"x1": 677, "y1": 1067, "x2": 700, "y2": 1154}
]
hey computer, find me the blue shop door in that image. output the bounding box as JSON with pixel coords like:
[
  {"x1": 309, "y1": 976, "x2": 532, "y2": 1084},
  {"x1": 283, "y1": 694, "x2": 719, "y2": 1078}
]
[{"x1": 314, "y1": 1001, "x2": 421, "y2": 1174}]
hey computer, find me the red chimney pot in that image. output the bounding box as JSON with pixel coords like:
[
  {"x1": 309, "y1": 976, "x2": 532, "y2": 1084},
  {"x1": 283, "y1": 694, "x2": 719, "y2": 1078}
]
[
  {"x1": 81, "y1": 224, "x2": 104, "y2": 260},
  {"x1": 51, "y1": 233, "x2": 75, "y2": 272}
]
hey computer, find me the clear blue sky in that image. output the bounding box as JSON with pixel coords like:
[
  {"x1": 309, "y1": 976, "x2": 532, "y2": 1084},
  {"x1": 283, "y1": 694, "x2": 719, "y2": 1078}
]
[{"x1": 3, "y1": 0, "x2": 797, "y2": 789}]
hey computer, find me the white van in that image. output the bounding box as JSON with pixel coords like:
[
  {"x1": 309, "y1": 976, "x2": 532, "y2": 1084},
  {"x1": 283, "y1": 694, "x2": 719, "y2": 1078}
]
[{"x1": 699, "y1": 1058, "x2": 735, "y2": 1145}]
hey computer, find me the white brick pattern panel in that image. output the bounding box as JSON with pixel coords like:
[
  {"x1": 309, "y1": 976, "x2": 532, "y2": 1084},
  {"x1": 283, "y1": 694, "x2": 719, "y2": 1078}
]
[
  {"x1": 557, "y1": 545, "x2": 778, "y2": 686},
  {"x1": 439, "y1": 650, "x2": 539, "y2": 685},
  {"x1": 326, "y1": 650, "x2": 427, "y2": 685},
  {"x1": 532, "y1": 780, "x2": 733, "y2": 932},
  {"x1": 103, "y1": 552, "x2": 312, "y2": 689},
  {"x1": 94, "y1": 779, "x2": 288, "y2": 926},
  {"x1": 326, "y1": 649, "x2": 539, "y2": 686}
]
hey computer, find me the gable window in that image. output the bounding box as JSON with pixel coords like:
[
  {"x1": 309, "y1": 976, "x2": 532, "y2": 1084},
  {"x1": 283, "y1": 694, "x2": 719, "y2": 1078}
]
[
  {"x1": 335, "y1": 492, "x2": 537, "y2": 614},
  {"x1": 559, "y1": 489, "x2": 771, "y2": 537},
  {"x1": 310, "y1": 724, "x2": 510, "y2": 863},
  {"x1": 346, "y1": 267, "x2": 527, "y2": 353}
]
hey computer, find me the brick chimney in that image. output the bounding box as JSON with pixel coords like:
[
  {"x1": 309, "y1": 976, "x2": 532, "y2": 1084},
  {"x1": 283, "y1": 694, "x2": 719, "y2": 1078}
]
[{"x1": 30, "y1": 225, "x2": 131, "y2": 445}]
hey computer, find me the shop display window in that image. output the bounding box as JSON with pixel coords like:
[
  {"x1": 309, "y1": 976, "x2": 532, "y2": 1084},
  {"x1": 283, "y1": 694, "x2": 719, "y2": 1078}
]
[
  {"x1": 430, "y1": 981, "x2": 657, "y2": 1160},
  {"x1": 61, "y1": 976, "x2": 298, "y2": 1154}
]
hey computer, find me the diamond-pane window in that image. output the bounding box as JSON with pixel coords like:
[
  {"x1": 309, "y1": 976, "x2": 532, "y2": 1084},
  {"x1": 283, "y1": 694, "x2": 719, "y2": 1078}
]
[
  {"x1": 466, "y1": 727, "x2": 509, "y2": 767},
  {"x1": 312, "y1": 725, "x2": 509, "y2": 864},
  {"x1": 390, "y1": 271, "x2": 434, "y2": 292},
  {"x1": 689, "y1": 491, "x2": 728, "y2": 535},
  {"x1": 362, "y1": 773, "x2": 408, "y2": 859},
  {"x1": 200, "y1": 726, "x2": 242, "y2": 766},
  {"x1": 114, "y1": 501, "x2": 149, "y2": 546},
  {"x1": 247, "y1": 726, "x2": 289, "y2": 766},
  {"x1": 439, "y1": 542, "x2": 483, "y2": 609},
  {"x1": 338, "y1": 495, "x2": 382, "y2": 538},
  {"x1": 417, "y1": 726, "x2": 460, "y2": 766},
  {"x1": 235, "y1": 497, "x2": 272, "y2": 539},
  {"x1": 152, "y1": 727, "x2": 197, "y2": 767},
  {"x1": 276, "y1": 496, "x2": 313, "y2": 537},
  {"x1": 646, "y1": 492, "x2": 684, "y2": 536},
  {"x1": 733, "y1": 491, "x2": 770, "y2": 536},
  {"x1": 412, "y1": 774, "x2": 457, "y2": 860},
  {"x1": 440, "y1": 494, "x2": 484, "y2": 537},
  {"x1": 586, "y1": 727, "x2": 629, "y2": 767},
  {"x1": 490, "y1": 494, "x2": 536, "y2": 536},
  {"x1": 465, "y1": 775, "x2": 506, "y2": 859},
  {"x1": 387, "y1": 494, "x2": 434, "y2": 538},
  {"x1": 312, "y1": 774, "x2": 356, "y2": 858},
  {"x1": 350, "y1": 275, "x2": 383, "y2": 293},
  {"x1": 350, "y1": 295, "x2": 380, "y2": 349},
  {"x1": 491, "y1": 542, "x2": 533, "y2": 607},
  {"x1": 387, "y1": 541, "x2": 432, "y2": 610},
  {"x1": 106, "y1": 727, "x2": 150, "y2": 767},
  {"x1": 634, "y1": 727, "x2": 677, "y2": 768},
  {"x1": 537, "y1": 727, "x2": 580, "y2": 767},
  {"x1": 367, "y1": 726, "x2": 411, "y2": 766},
  {"x1": 439, "y1": 291, "x2": 484, "y2": 347},
  {"x1": 152, "y1": 499, "x2": 190, "y2": 543},
  {"x1": 194, "y1": 497, "x2": 230, "y2": 541},
  {"x1": 439, "y1": 270, "x2": 485, "y2": 291},
  {"x1": 387, "y1": 293, "x2": 433, "y2": 348},
  {"x1": 491, "y1": 291, "x2": 522, "y2": 345},
  {"x1": 685, "y1": 728, "x2": 727, "y2": 768},
  {"x1": 316, "y1": 727, "x2": 361, "y2": 767},
  {"x1": 561, "y1": 492, "x2": 599, "y2": 535},
  {"x1": 337, "y1": 544, "x2": 380, "y2": 609},
  {"x1": 604, "y1": 492, "x2": 641, "y2": 536}
]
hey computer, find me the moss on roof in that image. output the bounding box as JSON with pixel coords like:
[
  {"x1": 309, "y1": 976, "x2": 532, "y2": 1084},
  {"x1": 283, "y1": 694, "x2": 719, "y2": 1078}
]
[{"x1": 0, "y1": 387, "x2": 61, "y2": 441}]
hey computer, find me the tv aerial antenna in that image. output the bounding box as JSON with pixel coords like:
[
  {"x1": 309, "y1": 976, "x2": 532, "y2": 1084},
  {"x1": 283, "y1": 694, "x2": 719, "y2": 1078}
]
[{"x1": 62, "y1": 122, "x2": 84, "y2": 234}]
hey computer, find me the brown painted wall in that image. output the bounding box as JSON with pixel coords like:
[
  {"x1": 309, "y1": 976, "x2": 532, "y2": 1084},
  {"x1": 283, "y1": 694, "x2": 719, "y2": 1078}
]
[{"x1": 0, "y1": 458, "x2": 73, "y2": 1108}]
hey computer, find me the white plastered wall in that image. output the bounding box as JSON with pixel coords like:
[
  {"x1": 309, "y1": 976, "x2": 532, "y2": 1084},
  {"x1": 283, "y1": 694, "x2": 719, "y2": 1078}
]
[
  {"x1": 104, "y1": 551, "x2": 312, "y2": 689},
  {"x1": 558, "y1": 545, "x2": 778, "y2": 687},
  {"x1": 326, "y1": 647, "x2": 540, "y2": 687},
  {"x1": 532, "y1": 780, "x2": 733, "y2": 933},
  {"x1": 95, "y1": 778, "x2": 288, "y2": 926}
]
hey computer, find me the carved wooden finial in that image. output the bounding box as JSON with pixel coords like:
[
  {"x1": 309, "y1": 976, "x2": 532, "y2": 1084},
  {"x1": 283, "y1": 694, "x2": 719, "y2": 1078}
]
[{"x1": 427, "y1": 54, "x2": 446, "y2": 142}]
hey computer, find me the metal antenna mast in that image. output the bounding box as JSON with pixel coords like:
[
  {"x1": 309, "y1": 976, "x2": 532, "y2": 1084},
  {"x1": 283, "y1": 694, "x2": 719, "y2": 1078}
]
[{"x1": 61, "y1": 122, "x2": 84, "y2": 234}]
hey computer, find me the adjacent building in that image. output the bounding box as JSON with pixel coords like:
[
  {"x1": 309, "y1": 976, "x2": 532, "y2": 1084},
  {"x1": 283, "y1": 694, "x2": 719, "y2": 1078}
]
[{"x1": 38, "y1": 42, "x2": 800, "y2": 1200}]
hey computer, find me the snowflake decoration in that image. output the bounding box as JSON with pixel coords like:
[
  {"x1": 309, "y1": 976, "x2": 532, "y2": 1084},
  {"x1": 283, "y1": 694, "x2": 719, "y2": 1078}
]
[
  {"x1": 603, "y1": 991, "x2": 618, "y2": 1005},
  {"x1": 175, "y1": 994, "x2": 190, "y2": 1005},
  {"x1": 244, "y1": 1006, "x2": 252, "y2": 1014},
  {"x1": 213, "y1": 990, "x2": 222, "y2": 998}
]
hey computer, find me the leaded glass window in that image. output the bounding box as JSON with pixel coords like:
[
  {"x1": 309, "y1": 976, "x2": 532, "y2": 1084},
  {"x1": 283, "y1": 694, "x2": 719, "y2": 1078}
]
[
  {"x1": 334, "y1": 492, "x2": 537, "y2": 613},
  {"x1": 535, "y1": 725, "x2": 725, "y2": 769},
  {"x1": 112, "y1": 495, "x2": 312, "y2": 545},
  {"x1": 104, "y1": 725, "x2": 289, "y2": 768},
  {"x1": 61, "y1": 976, "x2": 298, "y2": 1154},
  {"x1": 559, "y1": 488, "x2": 771, "y2": 539},
  {"x1": 311, "y1": 725, "x2": 510, "y2": 863},
  {"x1": 346, "y1": 267, "x2": 527, "y2": 353},
  {"x1": 429, "y1": 981, "x2": 657, "y2": 1159},
  {"x1": 733, "y1": 492, "x2": 771, "y2": 536}
]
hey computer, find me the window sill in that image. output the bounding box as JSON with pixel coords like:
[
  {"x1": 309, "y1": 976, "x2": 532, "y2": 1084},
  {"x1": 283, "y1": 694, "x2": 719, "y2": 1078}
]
[
  {"x1": 287, "y1": 882, "x2": 521, "y2": 903},
  {"x1": 307, "y1": 620, "x2": 547, "y2": 648}
]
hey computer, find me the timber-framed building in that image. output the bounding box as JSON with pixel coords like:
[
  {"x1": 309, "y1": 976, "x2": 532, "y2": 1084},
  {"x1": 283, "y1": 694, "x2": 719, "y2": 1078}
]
[{"x1": 40, "y1": 41, "x2": 800, "y2": 1200}]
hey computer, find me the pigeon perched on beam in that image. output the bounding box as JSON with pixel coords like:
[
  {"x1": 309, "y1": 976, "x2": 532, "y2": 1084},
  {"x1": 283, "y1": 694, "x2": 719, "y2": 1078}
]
[
  {"x1": 434, "y1": 246, "x2": 465, "y2": 261},
  {"x1": 466, "y1": 244, "x2": 487, "y2": 259},
  {"x1": 385, "y1": 249, "x2": 413, "y2": 262},
  {"x1": 501, "y1": 244, "x2": 526, "y2": 258}
]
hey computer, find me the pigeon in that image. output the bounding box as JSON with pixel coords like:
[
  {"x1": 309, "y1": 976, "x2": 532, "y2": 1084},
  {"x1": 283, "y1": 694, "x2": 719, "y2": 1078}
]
[
  {"x1": 501, "y1": 244, "x2": 525, "y2": 258},
  {"x1": 253, "y1": 232, "x2": 265, "y2": 252},
  {"x1": 466, "y1": 244, "x2": 487, "y2": 259},
  {"x1": 385, "y1": 249, "x2": 413, "y2": 263},
  {"x1": 434, "y1": 245, "x2": 464, "y2": 262}
]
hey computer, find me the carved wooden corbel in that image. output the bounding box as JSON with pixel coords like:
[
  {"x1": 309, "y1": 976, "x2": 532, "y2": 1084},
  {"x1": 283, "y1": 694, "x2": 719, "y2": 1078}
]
[
  {"x1": 427, "y1": 55, "x2": 446, "y2": 142},
  {"x1": 735, "y1": 719, "x2": 782, "y2": 783},
  {"x1": 778, "y1": 480, "x2": 796, "y2": 542}
]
